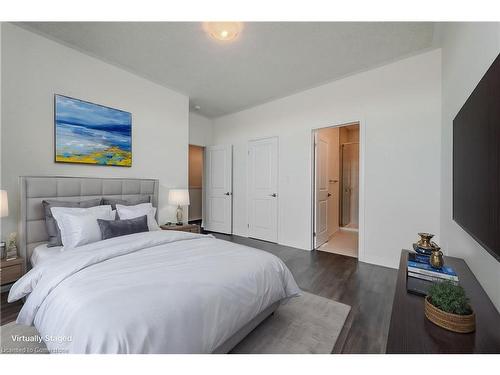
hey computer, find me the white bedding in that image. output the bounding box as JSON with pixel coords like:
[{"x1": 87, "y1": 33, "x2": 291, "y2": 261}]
[
  {"x1": 9, "y1": 231, "x2": 300, "y2": 354},
  {"x1": 30, "y1": 243, "x2": 62, "y2": 267}
]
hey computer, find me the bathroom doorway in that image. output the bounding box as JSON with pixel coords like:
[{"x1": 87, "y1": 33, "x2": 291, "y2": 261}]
[
  {"x1": 188, "y1": 144, "x2": 204, "y2": 226},
  {"x1": 313, "y1": 123, "x2": 360, "y2": 258}
]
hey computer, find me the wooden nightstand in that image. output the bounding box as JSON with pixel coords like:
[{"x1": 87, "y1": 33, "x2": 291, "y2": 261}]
[
  {"x1": 160, "y1": 223, "x2": 201, "y2": 234},
  {"x1": 0, "y1": 258, "x2": 25, "y2": 286}
]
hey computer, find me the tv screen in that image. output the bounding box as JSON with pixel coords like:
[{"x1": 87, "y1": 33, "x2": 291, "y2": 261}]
[{"x1": 453, "y1": 53, "x2": 500, "y2": 262}]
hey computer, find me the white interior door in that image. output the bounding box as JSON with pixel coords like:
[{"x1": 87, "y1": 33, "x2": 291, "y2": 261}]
[
  {"x1": 248, "y1": 137, "x2": 278, "y2": 242},
  {"x1": 328, "y1": 129, "x2": 340, "y2": 236},
  {"x1": 204, "y1": 145, "x2": 232, "y2": 234},
  {"x1": 315, "y1": 131, "x2": 330, "y2": 248}
]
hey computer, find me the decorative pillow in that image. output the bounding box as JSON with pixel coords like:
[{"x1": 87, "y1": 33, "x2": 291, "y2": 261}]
[
  {"x1": 51, "y1": 205, "x2": 114, "y2": 251},
  {"x1": 42, "y1": 198, "x2": 102, "y2": 247},
  {"x1": 102, "y1": 196, "x2": 151, "y2": 210},
  {"x1": 97, "y1": 215, "x2": 149, "y2": 240},
  {"x1": 115, "y1": 203, "x2": 161, "y2": 231}
]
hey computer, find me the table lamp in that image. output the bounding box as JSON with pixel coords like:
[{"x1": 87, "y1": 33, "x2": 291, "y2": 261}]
[
  {"x1": 168, "y1": 189, "x2": 190, "y2": 225},
  {"x1": 0, "y1": 190, "x2": 8, "y2": 218}
]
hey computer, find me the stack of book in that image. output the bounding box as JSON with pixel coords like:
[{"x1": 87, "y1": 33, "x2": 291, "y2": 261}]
[{"x1": 406, "y1": 252, "x2": 459, "y2": 296}]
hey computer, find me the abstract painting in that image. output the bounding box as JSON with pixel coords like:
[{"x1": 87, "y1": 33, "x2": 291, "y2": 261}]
[{"x1": 55, "y1": 95, "x2": 132, "y2": 167}]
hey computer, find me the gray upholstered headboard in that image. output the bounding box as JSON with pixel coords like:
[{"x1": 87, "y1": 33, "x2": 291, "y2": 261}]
[{"x1": 19, "y1": 176, "x2": 159, "y2": 269}]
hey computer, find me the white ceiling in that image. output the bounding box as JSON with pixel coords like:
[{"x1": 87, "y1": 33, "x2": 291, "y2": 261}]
[{"x1": 18, "y1": 22, "x2": 436, "y2": 118}]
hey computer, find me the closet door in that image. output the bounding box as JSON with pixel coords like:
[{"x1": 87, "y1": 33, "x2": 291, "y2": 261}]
[
  {"x1": 248, "y1": 137, "x2": 278, "y2": 243},
  {"x1": 204, "y1": 145, "x2": 232, "y2": 234}
]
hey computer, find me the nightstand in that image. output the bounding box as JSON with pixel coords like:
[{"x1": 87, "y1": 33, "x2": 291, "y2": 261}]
[
  {"x1": 0, "y1": 258, "x2": 25, "y2": 286},
  {"x1": 160, "y1": 223, "x2": 201, "y2": 234}
]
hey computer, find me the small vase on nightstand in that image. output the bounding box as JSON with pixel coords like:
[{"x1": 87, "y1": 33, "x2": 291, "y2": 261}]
[{"x1": 6, "y1": 232, "x2": 18, "y2": 260}]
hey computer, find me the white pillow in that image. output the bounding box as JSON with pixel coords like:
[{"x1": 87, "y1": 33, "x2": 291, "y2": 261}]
[
  {"x1": 51, "y1": 205, "x2": 114, "y2": 250},
  {"x1": 116, "y1": 203, "x2": 160, "y2": 231}
]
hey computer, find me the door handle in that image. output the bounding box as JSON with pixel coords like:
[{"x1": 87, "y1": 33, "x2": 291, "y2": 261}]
[
  {"x1": 327, "y1": 193, "x2": 332, "y2": 197},
  {"x1": 224, "y1": 192, "x2": 232, "y2": 196},
  {"x1": 270, "y1": 193, "x2": 277, "y2": 197}
]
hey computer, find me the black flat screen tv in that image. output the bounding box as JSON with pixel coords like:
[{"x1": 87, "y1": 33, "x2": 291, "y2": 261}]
[{"x1": 453, "y1": 53, "x2": 500, "y2": 262}]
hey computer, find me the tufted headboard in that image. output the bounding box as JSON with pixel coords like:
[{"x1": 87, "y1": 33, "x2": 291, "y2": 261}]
[{"x1": 19, "y1": 176, "x2": 159, "y2": 269}]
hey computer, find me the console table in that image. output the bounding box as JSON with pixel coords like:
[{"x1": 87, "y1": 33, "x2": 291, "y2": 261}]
[{"x1": 386, "y1": 250, "x2": 500, "y2": 353}]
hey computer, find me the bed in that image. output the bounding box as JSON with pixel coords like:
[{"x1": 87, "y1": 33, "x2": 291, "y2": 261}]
[{"x1": 8, "y1": 176, "x2": 300, "y2": 354}]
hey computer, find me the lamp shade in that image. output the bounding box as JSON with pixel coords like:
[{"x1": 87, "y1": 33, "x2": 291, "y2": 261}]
[
  {"x1": 168, "y1": 189, "x2": 190, "y2": 206},
  {"x1": 0, "y1": 190, "x2": 8, "y2": 218}
]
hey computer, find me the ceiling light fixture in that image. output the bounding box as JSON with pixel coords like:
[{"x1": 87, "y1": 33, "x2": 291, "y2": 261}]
[{"x1": 203, "y1": 22, "x2": 243, "y2": 42}]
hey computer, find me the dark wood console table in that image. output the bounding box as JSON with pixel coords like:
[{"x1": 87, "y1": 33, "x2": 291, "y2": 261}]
[{"x1": 386, "y1": 250, "x2": 500, "y2": 353}]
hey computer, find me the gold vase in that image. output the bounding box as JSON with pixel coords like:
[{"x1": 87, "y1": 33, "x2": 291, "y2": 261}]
[
  {"x1": 417, "y1": 232, "x2": 435, "y2": 249},
  {"x1": 429, "y1": 247, "x2": 444, "y2": 269}
]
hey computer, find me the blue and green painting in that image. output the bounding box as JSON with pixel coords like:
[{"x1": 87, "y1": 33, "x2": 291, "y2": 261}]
[{"x1": 55, "y1": 95, "x2": 132, "y2": 166}]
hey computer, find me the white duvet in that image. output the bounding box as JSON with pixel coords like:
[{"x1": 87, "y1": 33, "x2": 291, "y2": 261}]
[{"x1": 8, "y1": 231, "x2": 300, "y2": 354}]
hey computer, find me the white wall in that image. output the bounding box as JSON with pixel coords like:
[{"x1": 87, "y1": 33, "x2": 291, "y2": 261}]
[
  {"x1": 189, "y1": 112, "x2": 213, "y2": 146},
  {"x1": 438, "y1": 22, "x2": 500, "y2": 312},
  {"x1": 213, "y1": 50, "x2": 442, "y2": 269},
  {"x1": 0, "y1": 23, "x2": 3, "y2": 207},
  {"x1": 1, "y1": 24, "x2": 189, "y2": 237}
]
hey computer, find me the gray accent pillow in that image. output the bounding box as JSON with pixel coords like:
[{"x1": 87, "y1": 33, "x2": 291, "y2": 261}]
[
  {"x1": 42, "y1": 198, "x2": 102, "y2": 247},
  {"x1": 102, "y1": 196, "x2": 151, "y2": 210},
  {"x1": 97, "y1": 215, "x2": 149, "y2": 240}
]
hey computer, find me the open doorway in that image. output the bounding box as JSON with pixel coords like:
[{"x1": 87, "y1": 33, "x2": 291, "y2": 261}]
[
  {"x1": 313, "y1": 123, "x2": 359, "y2": 258},
  {"x1": 188, "y1": 144, "x2": 204, "y2": 226}
]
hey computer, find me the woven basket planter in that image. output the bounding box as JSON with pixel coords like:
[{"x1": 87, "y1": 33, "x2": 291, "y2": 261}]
[{"x1": 424, "y1": 296, "x2": 475, "y2": 333}]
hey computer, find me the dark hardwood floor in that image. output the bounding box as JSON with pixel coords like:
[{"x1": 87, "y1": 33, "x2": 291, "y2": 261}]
[
  {"x1": 209, "y1": 232, "x2": 398, "y2": 353},
  {"x1": 0, "y1": 232, "x2": 398, "y2": 353}
]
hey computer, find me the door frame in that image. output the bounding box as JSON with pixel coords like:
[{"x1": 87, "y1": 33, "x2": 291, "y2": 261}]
[
  {"x1": 246, "y1": 136, "x2": 279, "y2": 243},
  {"x1": 311, "y1": 121, "x2": 365, "y2": 262}
]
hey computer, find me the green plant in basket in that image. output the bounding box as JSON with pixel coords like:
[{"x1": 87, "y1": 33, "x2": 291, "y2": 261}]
[{"x1": 427, "y1": 281, "x2": 472, "y2": 315}]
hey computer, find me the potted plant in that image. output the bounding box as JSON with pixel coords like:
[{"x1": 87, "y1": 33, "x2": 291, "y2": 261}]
[{"x1": 425, "y1": 281, "x2": 475, "y2": 333}]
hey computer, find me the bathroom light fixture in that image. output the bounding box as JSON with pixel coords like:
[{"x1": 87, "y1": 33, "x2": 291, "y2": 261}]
[{"x1": 203, "y1": 22, "x2": 243, "y2": 42}]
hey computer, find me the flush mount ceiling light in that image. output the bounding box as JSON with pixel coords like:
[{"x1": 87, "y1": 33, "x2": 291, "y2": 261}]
[{"x1": 203, "y1": 22, "x2": 243, "y2": 42}]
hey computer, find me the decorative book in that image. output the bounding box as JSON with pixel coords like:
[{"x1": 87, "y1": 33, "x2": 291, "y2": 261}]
[
  {"x1": 407, "y1": 271, "x2": 459, "y2": 285},
  {"x1": 408, "y1": 252, "x2": 430, "y2": 264},
  {"x1": 407, "y1": 260, "x2": 459, "y2": 282}
]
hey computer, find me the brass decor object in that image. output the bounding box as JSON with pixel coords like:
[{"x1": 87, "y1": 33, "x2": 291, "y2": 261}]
[
  {"x1": 413, "y1": 232, "x2": 439, "y2": 255},
  {"x1": 417, "y1": 232, "x2": 435, "y2": 249},
  {"x1": 424, "y1": 296, "x2": 476, "y2": 333},
  {"x1": 429, "y1": 246, "x2": 444, "y2": 269}
]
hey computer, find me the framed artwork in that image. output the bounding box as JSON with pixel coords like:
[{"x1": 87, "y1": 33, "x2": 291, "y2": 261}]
[{"x1": 54, "y1": 94, "x2": 132, "y2": 167}]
